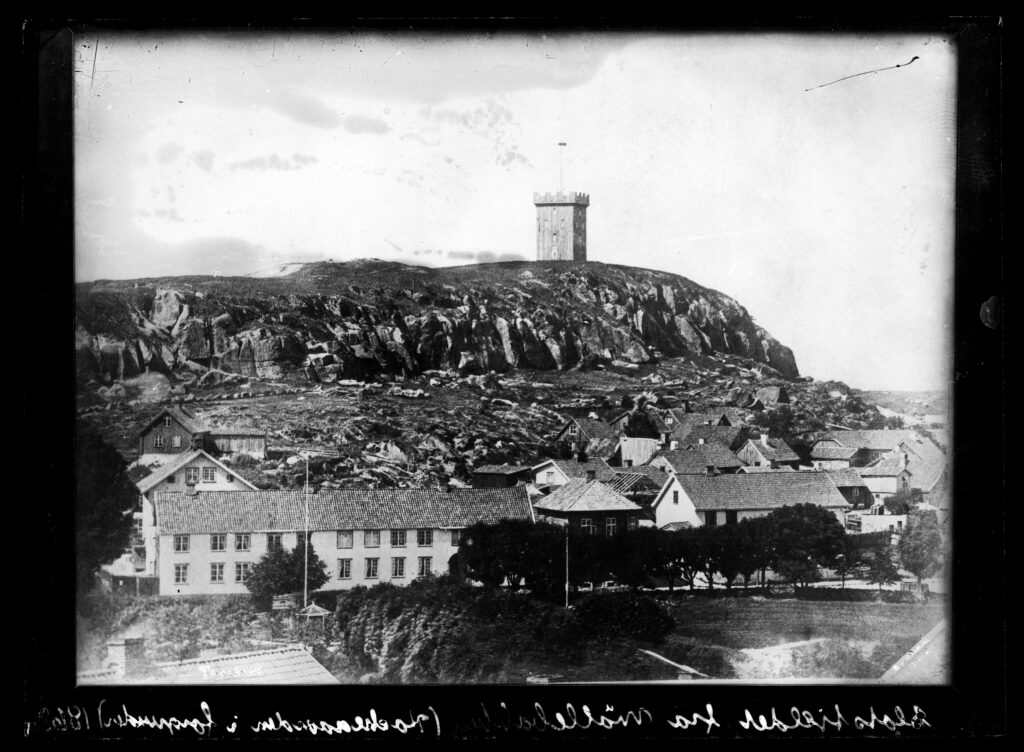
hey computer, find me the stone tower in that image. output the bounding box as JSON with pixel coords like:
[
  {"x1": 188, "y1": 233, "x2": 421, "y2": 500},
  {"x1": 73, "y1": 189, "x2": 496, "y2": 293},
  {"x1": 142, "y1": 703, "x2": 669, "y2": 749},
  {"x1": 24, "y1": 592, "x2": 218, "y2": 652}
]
[{"x1": 534, "y1": 191, "x2": 589, "y2": 261}]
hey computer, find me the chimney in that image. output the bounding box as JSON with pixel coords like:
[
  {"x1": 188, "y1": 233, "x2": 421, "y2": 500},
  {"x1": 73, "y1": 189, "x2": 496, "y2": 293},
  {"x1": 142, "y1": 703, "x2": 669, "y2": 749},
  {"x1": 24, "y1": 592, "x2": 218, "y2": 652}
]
[
  {"x1": 705, "y1": 464, "x2": 715, "y2": 477},
  {"x1": 770, "y1": 459, "x2": 779, "y2": 470},
  {"x1": 901, "y1": 452, "x2": 909, "y2": 471},
  {"x1": 585, "y1": 470, "x2": 596, "y2": 482},
  {"x1": 761, "y1": 430, "x2": 771, "y2": 447},
  {"x1": 670, "y1": 440, "x2": 679, "y2": 450},
  {"x1": 697, "y1": 438, "x2": 706, "y2": 446},
  {"x1": 682, "y1": 400, "x2": 691, "y2": 413},
  {"x1": 185, "y1": 481, "x2": 198, "y2": 497},
  {"x1": 105, "y1": 637, "x2": 146, "y2": 679}
]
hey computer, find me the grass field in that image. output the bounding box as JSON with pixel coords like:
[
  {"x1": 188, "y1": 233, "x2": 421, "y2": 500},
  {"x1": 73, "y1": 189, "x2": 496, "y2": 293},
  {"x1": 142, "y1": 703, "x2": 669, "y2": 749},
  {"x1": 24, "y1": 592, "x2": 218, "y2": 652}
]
[{"x1": 657, "y1": 596, "x2": 946, "y2": 680}]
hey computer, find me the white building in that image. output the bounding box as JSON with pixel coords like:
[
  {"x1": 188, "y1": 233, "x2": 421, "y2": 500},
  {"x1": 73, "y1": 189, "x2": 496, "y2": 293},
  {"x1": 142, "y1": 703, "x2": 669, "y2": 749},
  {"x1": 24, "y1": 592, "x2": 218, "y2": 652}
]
[{"x1": 152, "y1": 486, "x2": 534, "y2": 595}]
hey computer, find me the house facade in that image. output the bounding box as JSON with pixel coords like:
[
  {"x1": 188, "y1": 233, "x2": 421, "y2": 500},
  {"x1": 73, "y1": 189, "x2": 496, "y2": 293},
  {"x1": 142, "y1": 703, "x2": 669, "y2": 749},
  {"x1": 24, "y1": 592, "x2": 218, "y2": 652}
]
[
  {"x1": 553, "y1": 416, "x2": 621, "y2": 456},
  {"x1": 856, "y1": 453, "x2": 913, "y2": 501},
  {"x1": 531, "y1": 457, "x2": 616, "y2": 489},
  {"x1": 471, "y1": 464, "x2": 533, "y2": 488},
  {"x1": 153, "y1": 487, "x2": 533, "y2": 595},
  {"x1": 136, "y1": 449, "x2": 257, "y2": 577},
  {"x1": 532, "y1": 479, "x2": 643, "y2": 534},
  {"x1": 644, "y1": 471, "x2": 851, "y2": 530},
  {"x1": 736, "y1": 433, "x2": 801, "y2": 470},
  {"x1": 139, "y1": 406, "x2": 267, "y2": 459}
]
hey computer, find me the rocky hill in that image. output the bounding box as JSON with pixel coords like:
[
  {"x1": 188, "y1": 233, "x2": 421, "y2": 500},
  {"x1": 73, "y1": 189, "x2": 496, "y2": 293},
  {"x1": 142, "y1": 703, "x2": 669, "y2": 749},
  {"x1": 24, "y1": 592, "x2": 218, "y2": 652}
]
[{"x1": 75, "y1": 260, "x2": 799, "y2": 387}]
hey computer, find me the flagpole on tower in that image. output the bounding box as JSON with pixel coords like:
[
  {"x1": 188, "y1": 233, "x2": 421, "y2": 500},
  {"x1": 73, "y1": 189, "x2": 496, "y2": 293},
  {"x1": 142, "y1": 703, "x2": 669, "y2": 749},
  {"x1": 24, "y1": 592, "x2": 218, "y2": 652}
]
[{"x1": 558, "y1": 142, "x2": 567, "y2": 193}]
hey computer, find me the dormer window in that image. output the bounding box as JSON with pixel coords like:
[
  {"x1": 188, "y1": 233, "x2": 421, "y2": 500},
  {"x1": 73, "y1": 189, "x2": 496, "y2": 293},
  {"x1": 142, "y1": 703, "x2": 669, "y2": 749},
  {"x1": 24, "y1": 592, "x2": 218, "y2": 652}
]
[{"x1": 163, "y1": 416, "x2": 172, "y2": 427}]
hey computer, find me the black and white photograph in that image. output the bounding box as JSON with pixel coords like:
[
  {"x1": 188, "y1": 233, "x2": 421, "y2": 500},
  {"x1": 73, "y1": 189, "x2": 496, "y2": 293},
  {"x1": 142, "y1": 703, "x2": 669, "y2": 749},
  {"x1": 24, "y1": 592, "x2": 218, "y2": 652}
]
[{"x1": 23, "y1": 17, "x2": 1005, "y2": 741}]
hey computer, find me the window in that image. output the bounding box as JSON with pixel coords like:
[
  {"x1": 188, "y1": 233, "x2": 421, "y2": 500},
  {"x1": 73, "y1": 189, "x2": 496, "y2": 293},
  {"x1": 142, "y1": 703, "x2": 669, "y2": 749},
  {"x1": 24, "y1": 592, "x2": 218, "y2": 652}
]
[
  {"x1": 186, "y1": 467, "x2": 200, "y2": 484},
  {"x1": 173, "y1": 534, "x2": 190, "y2": 553},
  {"x1": 580, "y1": 518, "x2": 596, "y2": 535},
  {"x1": 133, "y1": 517, "x2": 144, "y2": 535},
  {"x1": 210, "y1": 563, "x2": 224, "y2": 583},
  {"x1": 202, "y1": 467, "x2": 216, "y2": 483},
  {"x1": 297, "y1": 531, "x2": 309, "y2": 547},
  {"x1": 391, "y1": 530, "x2": 406, "y2": 548},
  {"x1": 726, "y1": 510, "x2": 738, "y2": 525},
  {"x1": 167, "y1": 474, "x2": 176, "y2": 484},
  {"x1": 365, "y1": 558, "x2": 379, "y2": 579},
  {"x1": 568, "y1": 424, "x2": 578, "y2": 437},
  {"x1": 392, "y1": 557, "x2": 405, "y2": 578},
  {"x1": 450, "y1": 529, "x2": 462, "y2": 547},
  {"x1": 605, "y1": 517, "x2": 617, "y2": 537},
  {"x1": 210, "y1": 534, "x2": 226, "y2": 552},
  {"x1": 417, "y1": 529, "x2": 433, "y2": 547},
  {"x1": 337, "y1": 530, "x2": 353, "y2": 549},
  {"x1": 338, "y1": 559, "x2": 351, "y2": 579},
  {"x1": 154, "y1": 436, "x2": 165, "y2": 449},
  {"x1": 267, "y1": 533, "x2": 283, "y2": 552},
  {"x1": 174, "y1": 564, "x2": 188, "y2": 584},
  {"x1": 235, "y1": 562, "x2": 252, "y2": 582},
  {"x1": 364, "y1": 530, "x2": 380, "y2": 548},
  {"x1": 705, "y1": 511, "x2": 718, "y2": 527},
  {"x1": 546, "y1": 471, "x2": 555, "y2": 484},
  {"x1": 673, "y1": 490, "x2": 679, "y2": 505},
  {"x1": 226, "y1": 474, "x2": 234, "y2": 483},
  {"x1": 163, "y1": 416, "x2": 172, "y2": 427},
  {"x1": 628, "y1": 516, "x2": 638, "y2": 530},
  {"x1": 172, "y1": 435, "x2": 182, "y2": 448},
  {"x1": 235, "y1": 533, "x2": 251, "y2": 552},
  {"x1": 418, "y1": 557, "x2": 432, "y2": 577}
]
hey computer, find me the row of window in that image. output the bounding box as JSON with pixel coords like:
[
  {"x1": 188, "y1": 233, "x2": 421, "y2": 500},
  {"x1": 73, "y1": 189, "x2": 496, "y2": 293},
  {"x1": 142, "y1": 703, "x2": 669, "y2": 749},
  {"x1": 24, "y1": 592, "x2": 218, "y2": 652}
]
[
  {"x1": 153, "y1": 435, "x2": 185, "y2": 449},
  {"x1": 702, "y1": 510, "x2": 739, "y2": 526},
  {"x1": 577, "y1": 517, "x2": 638, "y2": 536},
  {"x1": 338, "y1": 557, "x2": 432, "y2": 580},
  {"x1": 162, "y1": 467, "x2": 232, "y2": 484},
  {"x1": 171, "y1": 557, "x2": 434, "y2": 585},
  {"x1": 174, "y1": 562, "x2": 252, "y2": 585},
  {"x1": 172, "y1": 529, "x2": 461, "y2": 554}
]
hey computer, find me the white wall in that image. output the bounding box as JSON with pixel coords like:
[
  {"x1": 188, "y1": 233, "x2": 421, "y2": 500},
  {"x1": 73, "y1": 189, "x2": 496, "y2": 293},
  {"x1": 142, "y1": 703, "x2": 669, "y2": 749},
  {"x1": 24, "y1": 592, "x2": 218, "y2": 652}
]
[
  {"x1": 157, "y1": 527, "x2": 463, "y2": 596},
  {"x1": 651, "y1": 477, "x2": 701, "y2": 529}
]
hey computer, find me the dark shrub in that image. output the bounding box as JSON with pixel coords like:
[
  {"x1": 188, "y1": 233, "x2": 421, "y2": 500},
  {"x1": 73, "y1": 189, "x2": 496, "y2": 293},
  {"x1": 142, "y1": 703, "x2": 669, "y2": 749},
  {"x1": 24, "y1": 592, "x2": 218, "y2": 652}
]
[{"x1": 572, "y1": 592, "x2": 675, "y2": 642}]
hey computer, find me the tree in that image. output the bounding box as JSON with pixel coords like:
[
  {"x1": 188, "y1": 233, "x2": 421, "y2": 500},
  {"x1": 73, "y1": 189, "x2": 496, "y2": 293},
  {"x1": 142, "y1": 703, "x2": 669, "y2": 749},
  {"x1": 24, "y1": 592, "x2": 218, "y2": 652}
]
[
  {"x1": 865, "y1": 538, "x2": 900, "y2": 593},
  {"x1": 765, "y1": 504, "x2": 846, "y2": 588},
  {"x1": 461, "y1": 519, "x2": 561, "y2": 593},
  {"x1": 647, "y1": 530, "x2": 689, "y2": 591},
  {"x1": 676, "y1": 528, "x2": 710, "y2": 591},
  {"x1": 897, "y1": 509, "x2": 944, "y2": 584},
  {"x1": 75, "y1": 423, "x2": 138, "y2": 589},
  {"x1": 154, "y1": 602, "x2": 202, "y2": 663},
  {"x1": 606, "y1": 528, "x2": 658, "y2": 590},
  {"x1": 735, "y1": 517, "x2": 771, "y2": 588},
  {"x1": 246, "y1": 540, "x2": 330, "y2": 607},
  {"x1": 711, "y1": 525, "x2": 745, "y2": 590},
  {"x1": 883, "y1": 489, "x2": 917, "y2": 515}
]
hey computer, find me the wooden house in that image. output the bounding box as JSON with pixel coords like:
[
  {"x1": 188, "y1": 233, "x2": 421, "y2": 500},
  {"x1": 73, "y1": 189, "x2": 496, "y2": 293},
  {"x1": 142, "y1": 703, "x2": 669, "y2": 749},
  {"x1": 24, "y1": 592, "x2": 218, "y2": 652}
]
[
  {"x1": 735, "y1": 432, "x2": 801, "y2": 470},
  {"x1": 138, "y1": 407, "x2": 208, "y2": 456},
  {"x1": 531, "y1": 457, "x2": 617, "y2": 490},
  {"x1": 553, "y1": 416, "x2": 621, "y2": 457},
  {"x1": 533, "y1": 479, "x2": 643, "y2": 535},
  {"x1": 471, "y1": 464, "x2": 533, "y2": 488}
]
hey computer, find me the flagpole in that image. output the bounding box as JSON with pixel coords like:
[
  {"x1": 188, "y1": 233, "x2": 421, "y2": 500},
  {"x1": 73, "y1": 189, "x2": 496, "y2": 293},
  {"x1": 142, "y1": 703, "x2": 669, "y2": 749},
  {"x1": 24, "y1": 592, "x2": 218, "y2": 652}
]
[
  {"x1": 558, "y1": 142, "x2": 567, "y2": 193},
  {"x1": 304, "y1": 455, "x2": 309, "y2": 609},
  {"x1": 564, "y1": 522, "x2": 569, "y2": 609}
]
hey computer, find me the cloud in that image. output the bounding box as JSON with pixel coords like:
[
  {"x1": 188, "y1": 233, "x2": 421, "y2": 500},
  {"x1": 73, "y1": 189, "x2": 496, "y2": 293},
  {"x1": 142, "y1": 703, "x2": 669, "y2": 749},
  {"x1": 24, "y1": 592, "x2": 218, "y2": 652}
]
[
  {"x1": 193, "y1": 150, "x2": 214, "y2": 172},
  {"x1": 446, "y1": 250, "x2": 476, "y2": 260},
  {"x1": 343, "y1": 114, "x2": 390, "y2": 135},
  {"x1": 229, "y1": 153, "x2": 318, "y2": 171},
  {"x1": 270, "y1": 91, "x2": 342, "y2": 129},
  {"x1": 156, "y1": 142, "x2": 184, "y2": 163}
]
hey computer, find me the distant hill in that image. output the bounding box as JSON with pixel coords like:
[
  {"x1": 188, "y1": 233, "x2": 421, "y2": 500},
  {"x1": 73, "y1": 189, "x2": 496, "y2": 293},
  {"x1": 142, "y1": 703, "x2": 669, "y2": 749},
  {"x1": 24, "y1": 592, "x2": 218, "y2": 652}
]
[{"x1": 75, "y1": 259, "x2": 799, "y2": 386}]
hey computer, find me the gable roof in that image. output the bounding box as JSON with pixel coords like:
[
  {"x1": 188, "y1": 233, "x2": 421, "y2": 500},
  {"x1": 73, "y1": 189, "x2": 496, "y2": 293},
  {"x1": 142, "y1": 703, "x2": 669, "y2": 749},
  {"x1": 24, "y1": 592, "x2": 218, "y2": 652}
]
[
  {"x1": 822, "y1": 468, "x2": 870, "y2": 489},
  {"x1": 810, "y1": 443, "x2": 861, "y2": 460},
  {"x1": 533, "y1": 457, "x2": 617, "y2": 482},
  {"x1": 664, "y1": 408, "x2": 739, "y2": 434},
  {"x1": 857, "y1": 453, "x2": 912, "y2": 478},
  {"x1": 738, "y1": 465, "x2": 796, "y2": 473},
  {"x1": 895, "y1": 438, "x2": 948, "y2": 493},
  {"x1": 78, "y1": 645, "x2": 338, "y2": 685},
  {"x1": 140, "y1": 406, "x2": 209, "y2": 437},
  {"x1": 673, "y1": 424, "x2": 746, "y2": 450},
  {"x1": 207, "y1": 426, "x2": 266, "y2": 437},
  {"x1": 533, "y1": 479, "x2": 641, "y2": 513},
  {"x1": 557, "y1": 416, "x2": 620, "y2": 441},
  {"x1": 651, "y1": 446, "x2": 741, "y2": 475},
  {"x1": 743, "y1": 436, "x2": 800, "y2": 463},
  {"x1": 136, "y1": 449, "x2": 258, "y2": 494},
  {"x1": 473, "y1": 463, "x2": 532, "y2": 475},
  {"x1": 614, "y1": 463, "x2": 669, "y2": 485},
  {"x1": 821, "y1": 430, "x2": 939, "y2": 453},
  {"x1": 156, "y1": 487, "x2": 534, "y2": 534},
  {"x1": 603, "y1": 472, "x2": 663, "y2": 496},
  {"x1": 672, "y1": 472, "x2": 850, "y2": 512}
]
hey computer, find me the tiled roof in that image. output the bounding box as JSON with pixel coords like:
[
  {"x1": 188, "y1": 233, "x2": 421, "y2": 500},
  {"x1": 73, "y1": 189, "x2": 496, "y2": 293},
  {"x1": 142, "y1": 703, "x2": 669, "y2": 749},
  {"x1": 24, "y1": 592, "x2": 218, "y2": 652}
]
[
  {"x1": 744, "y1": 436, "x2": 800, "y2": 463},
  {"x1": 615, "y1": 464, "x2": 669, "y2": 485},
  {"x1": 208, "y1": 427, "x2": 266, "y2": 437},
  {"x1": 651, "y1": 445, "x2": 743, "y2": 474},
  {"x1": 856, "y1": 454, "x2": 912, "y2": 477},
  {"x1": 78, "y1": 645, "x2": 338, "y2": 685},
  {"x1": 473, "y1": 464, "x2": 532, "y2": 475},
  {"x1": 155, "y1": 487, "x2": 534, "y2": 535},
  {"x1": 136, "y1": 449, "x2": 258, "y2": 494},
  {"x1": 533, "y1": 479, "x2": 641, "y2": 513},
  {"x1": 821, "y1": 430, "x2": 937, "y2": 453},
  {"x1": 603, "y1": 473, "x2": 663, "y2": 496},
  {"x1": 810, "y1": 444, "x2": 860, "y2": 460},
  {"x1": 536, "y1": 457, "x2": 617, "y2": 482},
  {"x1": 140, "y1": 406, "x2": 210, "y2": 436},
  {"x1": 738, "y1": 465, "x2": 796, "y2": 473},
  {"x1": 896, "y1": 438, "x2": 947, "y2": 493},
  {"x1": 673, "y1": 424, "x2": 746, "y2": 450},
  {"x1": 561, "y1": 416, "x2": 620, "y2": 441},
  {"x1": 674, "y1": 472, "x2": 850, "y2": 512},
  {"x1": 822, "y1": 468, "x2": 869, "y2": 488}
]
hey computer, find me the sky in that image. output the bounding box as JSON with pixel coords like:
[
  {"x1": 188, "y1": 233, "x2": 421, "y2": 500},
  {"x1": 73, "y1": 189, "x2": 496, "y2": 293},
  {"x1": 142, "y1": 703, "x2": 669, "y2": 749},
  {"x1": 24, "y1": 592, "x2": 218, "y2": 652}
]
[{"x1": 74, "y1": 30, "x2": 956, "y2": 392}]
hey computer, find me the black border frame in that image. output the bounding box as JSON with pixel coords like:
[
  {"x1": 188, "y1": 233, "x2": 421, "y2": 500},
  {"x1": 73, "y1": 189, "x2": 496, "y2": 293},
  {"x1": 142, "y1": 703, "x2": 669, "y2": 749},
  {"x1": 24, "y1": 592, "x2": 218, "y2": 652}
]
[{"x1": 23, "y1": 16, "x2": 1005, "y2": 742}]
